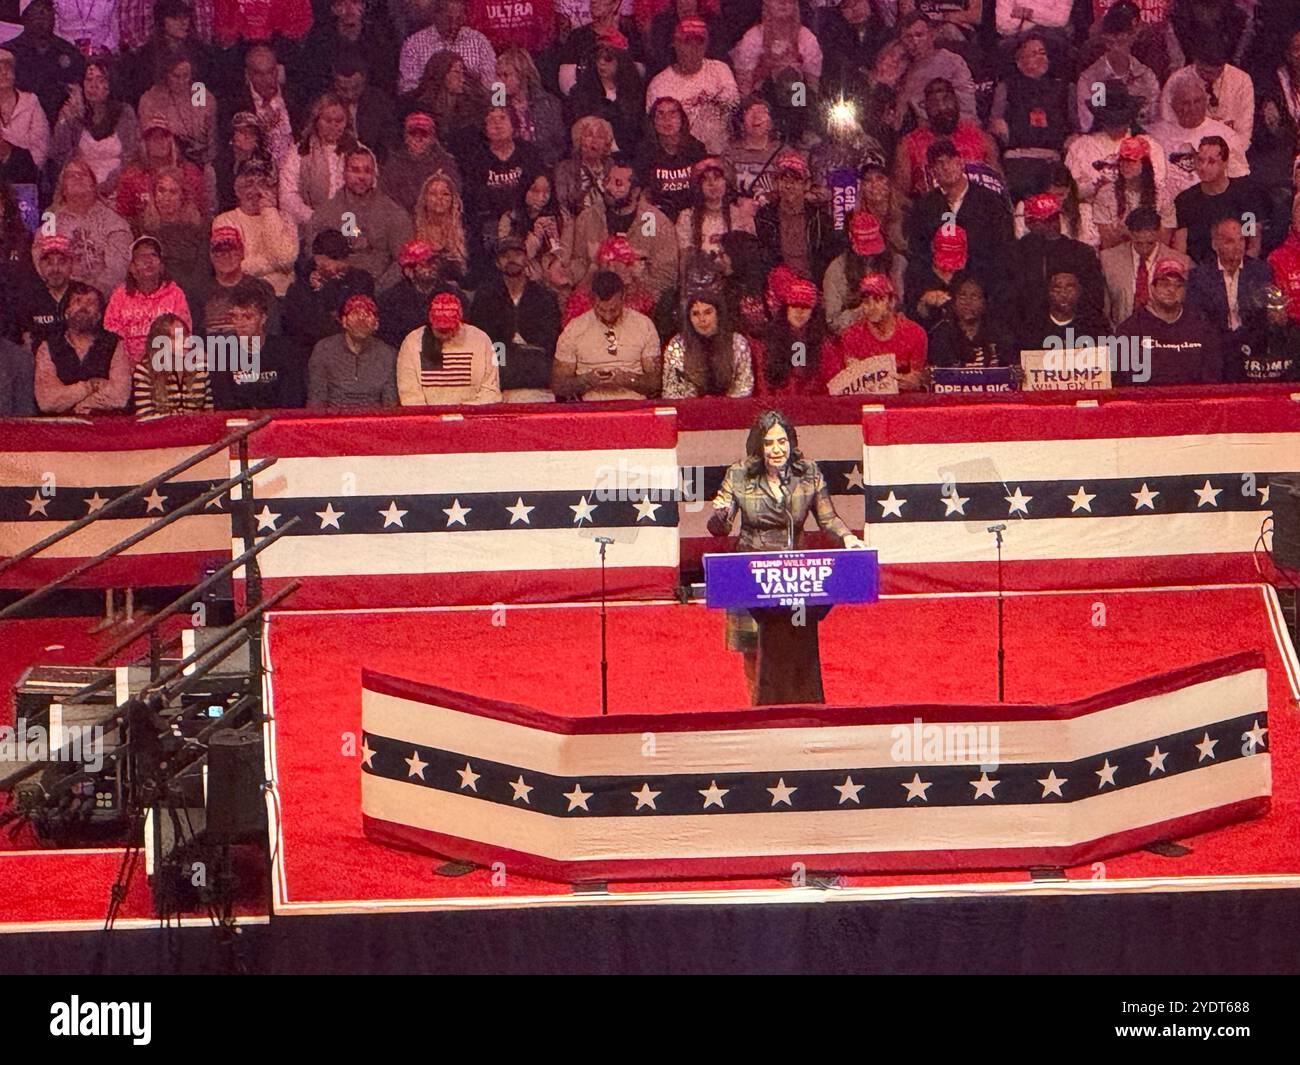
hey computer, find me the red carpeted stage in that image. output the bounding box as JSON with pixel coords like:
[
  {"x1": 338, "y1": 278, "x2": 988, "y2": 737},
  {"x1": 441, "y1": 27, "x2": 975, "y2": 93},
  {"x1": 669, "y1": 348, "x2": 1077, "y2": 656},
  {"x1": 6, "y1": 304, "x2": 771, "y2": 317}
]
[{"x1": 260, "y1": 584, "x2": 1299, "y2": 915}]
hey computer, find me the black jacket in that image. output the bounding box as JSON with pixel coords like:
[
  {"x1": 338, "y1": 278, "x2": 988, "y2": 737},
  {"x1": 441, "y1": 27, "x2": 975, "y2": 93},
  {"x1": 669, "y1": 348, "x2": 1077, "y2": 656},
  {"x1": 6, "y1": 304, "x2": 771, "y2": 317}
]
[
  {"x1": 1002, "y1": 233, "x2": 1107, "y2": 325},
  {"x1": 754, "y1": 202, "x2": 843, "y2": 287},
  {"x1": 282, "y1": 268, "x2": 375, "y2": 355},
  {"x1": 468, "y1": 278, "x2": 561, "y2": 391}
]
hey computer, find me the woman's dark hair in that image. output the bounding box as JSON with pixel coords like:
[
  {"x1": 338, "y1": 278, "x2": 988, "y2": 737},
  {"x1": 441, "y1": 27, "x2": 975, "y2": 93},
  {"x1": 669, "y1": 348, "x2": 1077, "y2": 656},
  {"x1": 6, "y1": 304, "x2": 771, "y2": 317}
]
[
  {"x1": 647, "y1": 96, "x2": 692, "y2": 148},
  {"x1": 1042, "y1": 163, "x2": 1082, "y2": 233},
  {"x1": 719, "y1": 231, "x2": 768, "y2": 288},
  {"x1": 688, "y1": 165, "x2": 737, "y2": 252},
  {"x1": 730, "y1": 93, "x2": 774, "y2": 142},
  {"x1": 945, "y1": 269, "x2": 986, "y2": 322},
  {"x1": 573, "y1": 41, "x2": 644, "y2": 105},
  {"x1": 743, "y1": 409, "x2": 806, "y2": 478},
  {"x1": 1113, "y1": 156, "x2": 1157, "y2": 213},
  {"x1": 124, "y1": 238, "x2": 170, "y2": 294},
  {"x1": 503, "y1": 172, "x2": 562, "y2": 242},
  {"x1": 679, "y1": 290, "x2": 737, "y2": 396},
  {"x1": 80, "y1": 56, "x2": 125, "y2": 138},
  {"x1": 761, "y1": 303, "x2": 826, "y2": 392}
]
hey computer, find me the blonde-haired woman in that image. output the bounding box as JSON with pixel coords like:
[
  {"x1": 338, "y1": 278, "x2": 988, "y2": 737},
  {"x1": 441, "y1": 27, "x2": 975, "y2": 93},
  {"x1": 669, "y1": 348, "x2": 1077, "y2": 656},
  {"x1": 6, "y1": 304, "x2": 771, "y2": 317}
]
[
  {"x1": 495, "y1": 46, "x2": 565, "y2": 169},
  {"x1": 51, "y1": 159, "x2": 134, "y2": 292},
  {"x1": 413, "y1": 172, "x2": 467, "y2": 271},
  {"x1": 279, "y1": 92, "x2": 357, "y2": 226},
  {"x1": 553, "y1": 115, "x2": 615, "y2": 218},
  {"x1": 131, "y1": 312, "x2": 212, "y2": 418}
]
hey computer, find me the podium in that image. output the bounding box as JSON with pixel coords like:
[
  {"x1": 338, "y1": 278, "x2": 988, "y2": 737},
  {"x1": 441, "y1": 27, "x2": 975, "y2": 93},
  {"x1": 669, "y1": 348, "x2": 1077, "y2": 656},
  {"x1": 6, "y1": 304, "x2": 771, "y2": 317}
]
[{"x1": 703, "y1": 549, "x2": 879, "y2": 704}]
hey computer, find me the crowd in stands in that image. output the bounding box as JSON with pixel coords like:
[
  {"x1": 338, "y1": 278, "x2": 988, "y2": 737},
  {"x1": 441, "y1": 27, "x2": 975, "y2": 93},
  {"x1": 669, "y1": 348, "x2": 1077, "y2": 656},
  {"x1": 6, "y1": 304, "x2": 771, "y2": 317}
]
[{"x1": 2, "y1": 0, "x2": 1300, "y2": 417}]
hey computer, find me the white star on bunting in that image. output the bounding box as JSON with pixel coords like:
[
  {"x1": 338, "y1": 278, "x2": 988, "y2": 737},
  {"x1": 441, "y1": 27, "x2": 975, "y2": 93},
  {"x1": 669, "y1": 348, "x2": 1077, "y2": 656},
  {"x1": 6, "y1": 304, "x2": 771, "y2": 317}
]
[
  {"x1": 1194, "y1": 733, "x2": 1219, "y2": 762},
  {"x1": 633, "y1": 498, "x2": 661, "y2": 522},
  {"x1": 1259, "y1": 485, "x2": 1271, "y2": 506},
  {"x1": 457, "y1": 763, "x2": 480, "y2": 791},
  {"x1": 699, "y1": 780, "x2": 729, "y2": 809},
  {"x1": 506, "y1": 497, "x2": 534, "y2": 524},
  {"x1": 1067, "y1": 486, "x2": 1096, "y2": 513},
  {"x1": 1038, "y1": 769, "x2": 1067, "y2": 797},
  {"x1": 631, "y1": 782, "x2": 660, "y2": 810},
  {"x1": 1005, "y1": 487, "x2": 1032, "y2": 515},
  {"x1": 970, "y1": 772, "x2": 999, "y2": 799},
  {"x1": 834, "y1": 776, "x2": 864, "y2": 804},
  {"x1": 255, "y1": 505, "x2": 280, "y2": 531},
  {"x1": 877, "y1": 490, "x2": 907, "y2": 518},
  {"x1": 510, "y1": 775, "x2": 534, "y2": 803},
  {"x1": 442, "y1": 498, "x2": 471, "y2": 526},
  {"x1": 1146, "y1": 746, "x2": 1169, "y2": 775},
  {"x1": 26, "y1": 493, "x2": 50, "y2": 517},
  {"x1": 379, "y1": 500, "x2": 407, "y2": 528},
  {"x1": 84, "y1": 491, "x2": 107, "y2": 514},
  {"x1": 205, "y1": 483, "x2": 224, "y2": 509},
  {"x1": 360, "y1": 741, "x2": 375, "y2": 769},
  {"x1": 143, "y1": 487, "x2": 167, "y2": 513},
  {"x1": 942, "y1": 491, "x2": 969, "y2": 516},
  {"x1": 767, "y1": 778, "x2": 797, "y2": 806},
  {"x1": 1131, "y1": 483, "x2": 1159, "y2": 510},
  {"x1": 405, "y1": 751, "x2": 428, "y2": 780},
  {"x1": 316, "y1": 502, "x2": 344, "y2": 529},
  {"x1": 564, "y1": 784, "x2": 593, "y2": 812},
  {"x1": 570, "y1": 495, "x2": 597, "y2": 524},
  {"x1": 1095, "y1": 759, "x2": 1117, "y2": 788},
  {"x1": 901, "y1": 772, "x2": 932, "y2": 802},
  {"x1": 843, "y1": 465, "x2": 865, "y2": 490},
  {"x1": 1244, "y1": 720, "x2": 1268, "y2": 751},
  {"x1": 1193, "y1": 481, "x2": 1222, "y2": 508}
]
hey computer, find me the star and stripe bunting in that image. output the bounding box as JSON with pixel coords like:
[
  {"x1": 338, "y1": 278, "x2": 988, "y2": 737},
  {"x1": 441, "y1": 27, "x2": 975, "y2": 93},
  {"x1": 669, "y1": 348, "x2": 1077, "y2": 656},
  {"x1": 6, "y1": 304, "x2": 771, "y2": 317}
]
[
  {"x1": 236, "y1": 408, "x2": 682, "y2": 608},
  {"x1": 0, "y1": 414, "x2": 232, "y2": 589},
  {"x1": 861, "y1": 395, "x2": 1300, "y2": 592},
  {"x1": 360, "y1": 652, "x2": 1272, "y2": 881}
]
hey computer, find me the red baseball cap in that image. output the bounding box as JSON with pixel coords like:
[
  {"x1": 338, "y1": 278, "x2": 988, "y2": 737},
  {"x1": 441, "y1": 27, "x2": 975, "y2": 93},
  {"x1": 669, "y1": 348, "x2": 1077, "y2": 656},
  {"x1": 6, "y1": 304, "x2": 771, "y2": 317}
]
[
  {"x1": 342, "y1": 294, "x2": 378, "y2": 319},
  {"x1": 1118, "y1": 136, "x2": 1149, "y2": 161},
  {"x1": 932, "y1": 226, "x2": 968, "y2": 271},
  {"x1": 34, "y1": 234, "x2": 72, "y2": 259},
  {"x1": 596, "y1": 27, "x2": 629, "y2": 51},
  {"x1": 210, "y1": 225, "x2": 245, "y2": 251},
  {"x1": 776, "y1": 152, "x2": 809, "y2": 180},
  {"x1": 398, "y1": 239, "x2": 437, "y2": 267},
  {"x1": 675, "y1": 17, "x2": 708, "y2": 40},
  {"x1": 404, "y1": 111, "x2": 435, "y2": 134},
  {"x1": 1023, "y1": 193, "x2": 1062, "y2": 223},
  {"x1": 849, "y1": 211, "x2": 886, "y2": 256},
  {"x1": 428, "y1": 292, "x2": 463, "y2": 331},
  {"x1": 859, "y1": 272, "x2": 896, "y2": 299},
  {"x1": 1152, "y1": 259, "x2": 1188, "y2": 282},
  {"x1": 786, "y1": 278, "x2": 819, "y2": 308},
  {"x1": 597, "y1": 234, "x2": 640, "y2": 265}
]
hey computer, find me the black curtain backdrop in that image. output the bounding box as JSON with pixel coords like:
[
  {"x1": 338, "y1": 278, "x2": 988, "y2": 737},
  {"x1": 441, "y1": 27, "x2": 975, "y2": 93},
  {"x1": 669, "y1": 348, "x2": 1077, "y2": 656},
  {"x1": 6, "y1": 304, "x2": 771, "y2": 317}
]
[{"x1": 3, "y1": 890, "x2": 1299, "y2": 975}]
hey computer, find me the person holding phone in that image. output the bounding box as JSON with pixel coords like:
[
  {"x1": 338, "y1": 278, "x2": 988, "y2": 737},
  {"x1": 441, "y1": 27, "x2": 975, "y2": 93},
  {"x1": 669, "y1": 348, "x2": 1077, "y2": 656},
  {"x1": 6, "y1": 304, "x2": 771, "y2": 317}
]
[{"x1": 552, "y1": 269, "x2": 662, "y2": 399}]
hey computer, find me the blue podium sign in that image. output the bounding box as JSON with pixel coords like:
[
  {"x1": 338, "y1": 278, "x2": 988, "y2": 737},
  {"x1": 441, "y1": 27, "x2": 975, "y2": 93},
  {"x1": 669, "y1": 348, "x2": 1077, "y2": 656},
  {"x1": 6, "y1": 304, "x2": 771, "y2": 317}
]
[{"x1": 703, "y1": 549, "x2": 880, "y2": 610}]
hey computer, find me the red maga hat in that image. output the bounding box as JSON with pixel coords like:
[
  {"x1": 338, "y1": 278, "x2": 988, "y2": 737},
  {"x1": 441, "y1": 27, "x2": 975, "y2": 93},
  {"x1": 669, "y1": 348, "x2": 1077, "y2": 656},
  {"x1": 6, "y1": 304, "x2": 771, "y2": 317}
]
[
  {"x1": 210, "y1": 225, "x2": 245, "y2": 251},
  {"x1": 596, "y1": 27, "x2": 629, "y2": 50},
  {"x1": 398, "y1": 239, "x2": 438, "y2": 267},
  {"x1": 1152, "y1": 258, "x2": 1188, "y2": 282},
  {"x1": 597, "y1": 234, "x2": 640, "y2": 265},
  {"x1": 859, "y1": 272, "x2": 896, "y2": 298},
  {"x1": 849, "y1": 210, "x2": 886, "y2": 255},
  {"x1": 675, "y1": 17, "x2": 708, "y2": 40},
  {"x1": 428, "y1": 292, "x2": 463, "y2": 331},
  {"x1": 1023, "y1": 193, "x2": 1063, "y2": 223},
  {"x1": 786, "y1": 278, "x2": 819, "y2": 308},
  {"x1": 342, "y1": 294, "x2": 378, "y2": 319},
  {"x1": 1118, "y1": 136, "x2": 1150, "y2": 161},
  {"x1": 932, "y1": 226, "x2": 968, "y2": 271}
]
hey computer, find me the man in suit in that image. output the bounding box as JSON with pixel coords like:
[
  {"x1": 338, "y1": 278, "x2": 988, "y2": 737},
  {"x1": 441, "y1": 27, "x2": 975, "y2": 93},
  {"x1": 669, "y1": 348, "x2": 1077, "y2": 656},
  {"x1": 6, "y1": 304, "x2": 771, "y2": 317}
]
[
  {"x1": 1101, "y1": 206, "x2": 1193, "y2": 328},
  {"x1": 1187, "y1": 216, "x2": 1273, "y2": 377}
]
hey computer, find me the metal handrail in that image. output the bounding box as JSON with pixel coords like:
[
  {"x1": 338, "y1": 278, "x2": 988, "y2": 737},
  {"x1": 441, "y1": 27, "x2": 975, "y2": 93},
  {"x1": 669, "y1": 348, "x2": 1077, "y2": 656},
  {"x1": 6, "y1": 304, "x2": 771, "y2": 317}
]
[
  {"x1": 92, "y1": 517, "x2": 302, "y2": 666},
  {"x1": 0, "y1": 414, "x2": 271, "y2": 579},
  {"x1": 0, "y1": 458, "x2": 277, "y2": 622}
]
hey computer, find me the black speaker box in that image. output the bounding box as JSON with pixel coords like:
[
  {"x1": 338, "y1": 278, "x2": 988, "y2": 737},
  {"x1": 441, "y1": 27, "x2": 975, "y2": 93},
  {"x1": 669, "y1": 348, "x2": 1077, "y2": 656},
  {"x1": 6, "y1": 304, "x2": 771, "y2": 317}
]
[
  {"x1": 206, "y1": 730, "x2": 265, "y2": 844},
  {"x1": 1272, "y1": 474, "x2": 1300, "y2": 571}
]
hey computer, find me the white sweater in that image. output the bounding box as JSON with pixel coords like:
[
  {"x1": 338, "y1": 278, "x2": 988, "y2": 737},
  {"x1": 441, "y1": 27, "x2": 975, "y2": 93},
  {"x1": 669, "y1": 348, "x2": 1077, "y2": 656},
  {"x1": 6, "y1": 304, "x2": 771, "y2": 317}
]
[
  {"x1": 396, "y1": 324, "x2": 502, "y2": 406},
  {"x1": 212, "y1": 207, "x2": 299, "y2": 296}
]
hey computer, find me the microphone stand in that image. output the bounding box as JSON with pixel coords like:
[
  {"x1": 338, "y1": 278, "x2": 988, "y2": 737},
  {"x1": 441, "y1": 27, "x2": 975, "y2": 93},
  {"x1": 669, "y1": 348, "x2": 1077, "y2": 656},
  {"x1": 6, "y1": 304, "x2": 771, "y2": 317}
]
[
  {"x1": 988, "y1": 524, "x2": 1006, "y2": 702},
  {"x1": 595, "y1": 535, "x2": 614, "y2": 716}
]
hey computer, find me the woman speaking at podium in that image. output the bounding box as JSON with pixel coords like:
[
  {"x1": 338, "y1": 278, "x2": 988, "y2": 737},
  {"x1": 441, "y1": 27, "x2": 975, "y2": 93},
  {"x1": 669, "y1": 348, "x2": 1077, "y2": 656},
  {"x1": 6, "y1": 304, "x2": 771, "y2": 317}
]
[{"x1": 708, "y1": 410, "x2": 866, "y2": 705}]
